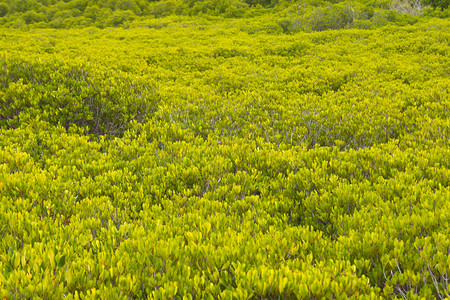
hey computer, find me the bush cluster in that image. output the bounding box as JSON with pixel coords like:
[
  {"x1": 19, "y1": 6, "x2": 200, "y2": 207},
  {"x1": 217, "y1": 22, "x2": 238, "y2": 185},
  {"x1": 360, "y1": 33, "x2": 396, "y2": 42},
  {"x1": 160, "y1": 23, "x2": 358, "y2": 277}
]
[
  {"x1": 0, "y1": 0, "x2": 447, "y2": 29},
  {"x1": 1, "y1": 18, "x2": 449, "y2": 298}
]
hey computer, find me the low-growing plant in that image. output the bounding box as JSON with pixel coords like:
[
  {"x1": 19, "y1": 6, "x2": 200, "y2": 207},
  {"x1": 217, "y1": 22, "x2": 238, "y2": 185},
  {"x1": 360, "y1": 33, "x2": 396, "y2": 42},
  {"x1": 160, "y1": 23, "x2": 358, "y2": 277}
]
[{"x1": 0, "y1": 14, "x2": 449, "y2": 299}]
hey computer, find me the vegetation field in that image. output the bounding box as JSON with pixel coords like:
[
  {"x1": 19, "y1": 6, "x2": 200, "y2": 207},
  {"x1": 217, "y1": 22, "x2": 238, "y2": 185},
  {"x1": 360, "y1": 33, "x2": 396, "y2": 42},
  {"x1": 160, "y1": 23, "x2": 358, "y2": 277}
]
[{"x1": 0, "y1": 1, "x2": 449, "y2": 298}]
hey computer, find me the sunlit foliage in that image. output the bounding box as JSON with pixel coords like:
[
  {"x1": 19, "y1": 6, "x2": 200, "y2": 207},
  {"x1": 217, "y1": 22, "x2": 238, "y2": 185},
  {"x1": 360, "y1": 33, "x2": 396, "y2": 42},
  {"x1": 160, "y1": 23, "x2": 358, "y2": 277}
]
[{"x1": 0, "y1": 13, "x2": 449, "y2": 300}]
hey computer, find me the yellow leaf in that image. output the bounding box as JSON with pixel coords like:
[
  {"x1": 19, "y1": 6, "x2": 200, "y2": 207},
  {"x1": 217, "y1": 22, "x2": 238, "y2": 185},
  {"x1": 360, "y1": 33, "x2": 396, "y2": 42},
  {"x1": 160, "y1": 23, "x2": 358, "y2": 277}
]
[
  {"x1": 21, "y1": 252, "x2": 26, "y2": 268},
  {"x1": 14, "y1": 253, "x2": 20, "y2": 269},
  {"x1": 65, "y1": 269, "x2": 72, "y2": 285},
  {"x1": 203, "y1": 221, "x2": 211, "y2": 233},
  {"x1": 279, "y1": 277, "x2": 288, "y2": 293},
  {"x1": 48, "y1": 250, "x2": 55, "y2": 268}
]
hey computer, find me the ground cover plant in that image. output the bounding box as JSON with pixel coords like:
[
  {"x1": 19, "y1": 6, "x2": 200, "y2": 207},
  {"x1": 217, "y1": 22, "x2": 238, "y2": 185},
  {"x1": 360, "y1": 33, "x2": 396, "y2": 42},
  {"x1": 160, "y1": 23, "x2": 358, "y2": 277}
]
[{"x1": 0, "y1": 3, "x2": 449, "y2": 299}]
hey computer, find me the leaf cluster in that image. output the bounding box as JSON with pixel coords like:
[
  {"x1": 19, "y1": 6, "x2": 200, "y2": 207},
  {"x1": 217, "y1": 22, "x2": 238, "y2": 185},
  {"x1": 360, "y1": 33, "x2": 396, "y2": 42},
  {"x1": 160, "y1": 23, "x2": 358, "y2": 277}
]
[{"x1": 0, "y1": 18, "x2": 449, "y2": 299}]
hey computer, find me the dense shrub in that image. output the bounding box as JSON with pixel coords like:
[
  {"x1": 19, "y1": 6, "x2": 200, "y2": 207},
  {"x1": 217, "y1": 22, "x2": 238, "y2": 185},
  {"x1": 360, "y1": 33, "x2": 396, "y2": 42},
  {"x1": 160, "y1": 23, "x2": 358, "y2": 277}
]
[
  {"x1": 424, "y1": 0, "x2": 449, "y2": 8},
  {"x1": 0, "y1": 8, "x2": 449, "y2": 300},
  {"x1": 0, "y1": 2, "x2": 9, "y2": 17},
  {"x1": 0, "y1": 56, "x2": 160, "y2": 136},
  {"x1": 105, "y1": 9, "x2": 136, "y2": 26},
  {"x1": 22, "y1": 10, "x2": 46, "y2": 24},
  {"x1": 0, "y1": 0, "x2": 441, "y2": 29}
]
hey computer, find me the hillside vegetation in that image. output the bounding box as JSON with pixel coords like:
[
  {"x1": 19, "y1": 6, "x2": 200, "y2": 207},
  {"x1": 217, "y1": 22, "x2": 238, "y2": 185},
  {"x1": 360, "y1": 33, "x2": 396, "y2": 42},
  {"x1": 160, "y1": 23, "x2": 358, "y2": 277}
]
[{"x1": 1, "y1": 1, "x2": 450, "y2": 299}]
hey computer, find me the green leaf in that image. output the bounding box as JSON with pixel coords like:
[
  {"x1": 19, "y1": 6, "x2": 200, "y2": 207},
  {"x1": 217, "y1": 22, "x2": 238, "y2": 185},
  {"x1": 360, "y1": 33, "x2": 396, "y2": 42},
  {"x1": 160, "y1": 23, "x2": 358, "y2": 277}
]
[{"x1": 58, "y1": 255, "x2": 66, "y2": 268}]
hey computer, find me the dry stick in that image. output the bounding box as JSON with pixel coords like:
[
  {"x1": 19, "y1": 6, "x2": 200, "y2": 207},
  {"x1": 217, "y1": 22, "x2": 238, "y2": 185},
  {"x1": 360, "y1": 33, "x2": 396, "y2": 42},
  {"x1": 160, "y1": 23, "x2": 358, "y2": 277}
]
[{"x1": 427, "y1": 261, "x2": 443, "y2": 299}]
